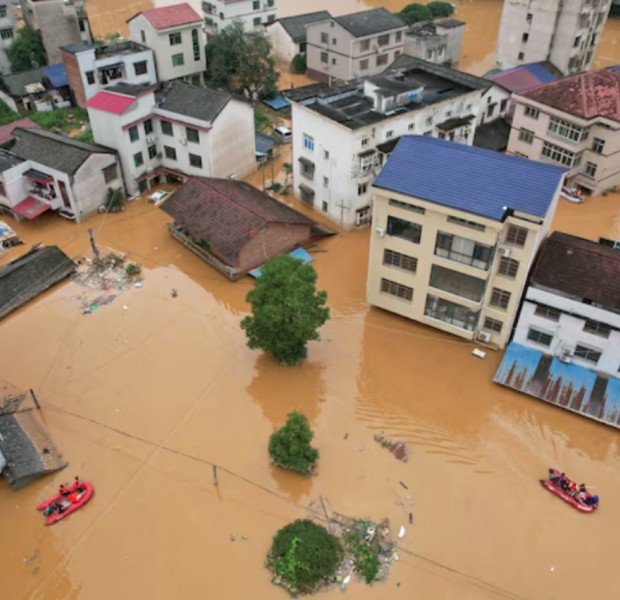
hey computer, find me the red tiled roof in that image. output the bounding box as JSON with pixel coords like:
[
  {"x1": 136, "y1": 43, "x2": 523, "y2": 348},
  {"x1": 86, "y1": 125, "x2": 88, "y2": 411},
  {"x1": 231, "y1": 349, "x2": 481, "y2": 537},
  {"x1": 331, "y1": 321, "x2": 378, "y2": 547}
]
[
  {"x1": 162, "y1": 177, "x2": 313, "y2": 261},
  {"x1": 133, "y1": 3, "x2": 202, "y2": 29},
  {"x1": 0, "y1": 118, "x2": 40, "y2": 145},
  {"x1": 531, "y1": 232, "x2": 620, "y2": 311},
  {"x1": 520, "y1": 68, "x2": 620, "y2": 122},
  {"x1": 85, "y1": 91, "x2": 136, "y2": 115}
]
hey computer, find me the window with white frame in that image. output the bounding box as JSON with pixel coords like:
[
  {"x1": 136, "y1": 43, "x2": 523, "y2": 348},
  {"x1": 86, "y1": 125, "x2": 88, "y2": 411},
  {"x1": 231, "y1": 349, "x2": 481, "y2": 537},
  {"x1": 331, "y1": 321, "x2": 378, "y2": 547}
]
[
  {"x1": 585, "y1": 161, "x2": 597, "y2": 177},
  {"x1": 574, "y1": 344, "x2": 602, "y2": 364},
  {"x1": 524, "y1": 106, "x2": 539, "y2": 119},
  {"x1": 303, "y1": 134, "x2": 314, "y2": 151},
  {"x1": 547, "y1": 118, "x2": 589, "y2": 143},
  {"x1": 527, "y1": 328, "x2": 553, "y2": 346},
  {"x1": 541, "y1": 142, "x2": 581, "y2": 168}
]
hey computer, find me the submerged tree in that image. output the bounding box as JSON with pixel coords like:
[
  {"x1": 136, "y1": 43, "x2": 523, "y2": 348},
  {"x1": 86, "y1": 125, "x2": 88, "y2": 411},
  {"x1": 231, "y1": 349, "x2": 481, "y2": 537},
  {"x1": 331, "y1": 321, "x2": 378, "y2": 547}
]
[
  {"x1": 241, "y1": 254, "x2": 329, "y2": 366},
  {"x1": 428, "y1": 1, "x2": 456, "y2": 17},
  {"x1": 398, "y1": 3, "x2": 432, "y2": 25},
  {"x1": 7, "y1": 26, "x2": 47, "y2": 72},
  {"x1": 268, "y1": 519, "x2": 343, "y2": 595},
  {"x1": 206, "y1": 21, "x2": 279, "y2": 100},
  {"x1": 269, "y1": 411, "x2": 319, "y2": 474}
]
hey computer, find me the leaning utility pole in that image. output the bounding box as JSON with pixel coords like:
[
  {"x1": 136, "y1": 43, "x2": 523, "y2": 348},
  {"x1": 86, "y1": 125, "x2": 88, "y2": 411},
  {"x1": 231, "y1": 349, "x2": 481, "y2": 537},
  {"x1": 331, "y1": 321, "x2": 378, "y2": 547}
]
[{"x1": 87, "y1": 227, "x2": 100, "y2": 258}]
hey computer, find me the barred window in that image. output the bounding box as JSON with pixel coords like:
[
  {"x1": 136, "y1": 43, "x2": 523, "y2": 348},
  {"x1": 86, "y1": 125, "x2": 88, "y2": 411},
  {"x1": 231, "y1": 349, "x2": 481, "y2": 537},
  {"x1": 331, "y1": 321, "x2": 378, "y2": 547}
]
[
  {"x1": 490, "y1": 288, "x2": 511, "y2": 310},
  {"x1": 534, "y1": 304, "x2": 561, "y2": 321},
  {"x1": 583, "y1": 319, "x2": 611, "y2": 338},
  {"x1": 527, "y1": 328, "x2": 553, "y2": 346},
  {"x1": 505, "y1": 225, "x2": 528, "y2": 247},
  {"x1": 574, "y1": 345, "x2": 601, "y2": 364},
  {"x1": 381, "y1": 278, "x2": 413, "y2": 301},
  {"x1": 447, "y1": 216, "x2": 484, "y2": 231},
  {"x1": 483, "y1": 317, "x2": 503, "y2": 333},
  {"x1": 383, "y1": 249, "x2": 417, "y2": 273},
  {"x1": 389, "y1": 199, "x2": 425, "y2": 214},
  {"x1": 498, "y1": 257, "x2": 519, "y2": 278}
]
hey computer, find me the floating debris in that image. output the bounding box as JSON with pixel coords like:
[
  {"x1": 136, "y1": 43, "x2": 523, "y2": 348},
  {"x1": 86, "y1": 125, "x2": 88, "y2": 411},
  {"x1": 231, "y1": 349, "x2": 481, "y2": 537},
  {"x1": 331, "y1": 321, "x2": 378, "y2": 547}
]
[{"x1": 374, "y1": 434, "x2": 409, "y2": 462}]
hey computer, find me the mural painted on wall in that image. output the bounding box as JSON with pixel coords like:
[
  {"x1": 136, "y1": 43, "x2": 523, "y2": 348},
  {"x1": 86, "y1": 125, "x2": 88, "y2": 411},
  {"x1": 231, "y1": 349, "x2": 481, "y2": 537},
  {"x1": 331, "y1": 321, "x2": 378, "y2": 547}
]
[{"x1": 494, "y1": 343, "x2": 620, "y2": 429}]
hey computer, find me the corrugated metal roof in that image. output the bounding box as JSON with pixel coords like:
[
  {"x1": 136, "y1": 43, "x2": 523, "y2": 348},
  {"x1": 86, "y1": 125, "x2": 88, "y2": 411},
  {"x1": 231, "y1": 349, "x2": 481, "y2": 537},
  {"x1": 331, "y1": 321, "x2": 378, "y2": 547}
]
[
  {"x1": 373, "y1": 136, "x2": 565, "y2": 221},
  {"x1": 85, "y1": 91, "x2": 136, "y2": 115},
  {"x1": 42, "y1": 63, "x2": 69, "y2": 88}
]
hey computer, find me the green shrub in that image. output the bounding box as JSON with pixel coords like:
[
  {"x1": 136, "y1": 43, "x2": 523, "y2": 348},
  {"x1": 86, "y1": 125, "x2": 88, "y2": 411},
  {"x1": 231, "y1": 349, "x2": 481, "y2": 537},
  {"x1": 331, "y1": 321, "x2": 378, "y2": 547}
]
[
  {"x1": 268, "y1": 519, "x2": 343, "y2": 595},
  {"x1": 428, "y1": 1, "x2": 456, "y2": 18},
  {"x1": 343, "y1": 521, "x2": 382, "y2": 584},
  {"x1": 254, "y1": 108, "x2": 270, "y2": 132},
  {"x1": 268, "y1": 411, "x2": 318, "y2": 475},
  {"x1": 291, "y1": 53, "x2": 307, "y2": 74}
]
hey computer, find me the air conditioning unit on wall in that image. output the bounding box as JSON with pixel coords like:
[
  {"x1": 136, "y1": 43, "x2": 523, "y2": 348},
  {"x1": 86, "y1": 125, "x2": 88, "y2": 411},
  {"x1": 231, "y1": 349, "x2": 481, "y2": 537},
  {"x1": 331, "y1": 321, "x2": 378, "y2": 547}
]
[
  {"x1": 558, "y1": 349, "x2": 573, "y2": 363},
  {"x1": 375, "y1": 227, "x2": 385, "y2": 237},
  {"x1": 498, "y1": 246, "x2": 511, "y2": 257},
  {"x1": 478, "y1": 331, "x2": 492, "y2": 343}
]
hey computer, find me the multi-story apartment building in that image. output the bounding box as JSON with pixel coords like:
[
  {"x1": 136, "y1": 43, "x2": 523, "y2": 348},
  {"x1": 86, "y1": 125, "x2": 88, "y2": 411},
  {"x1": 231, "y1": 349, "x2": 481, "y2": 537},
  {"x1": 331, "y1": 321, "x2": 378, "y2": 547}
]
[
  {"x1": 128, "y1": 3, "x2": 205, "y2": 85},
  {"x1": 306, "y1": 8, "x2": 407, "y2": 83},
  {"x1": 203, "y1": 0, "x2": 277, "y2": 34},
  {"x1": 285, "y1": 55, "x2": 490, "y2": 230},
  {"x1": 403, "y1": 18, "x2": 465, "y2": 67},
  {"x1": 21, "y1": 0, "x2": 90, "y2": 64},
  {"x1": 366, "y1": 135, "x2": 566, "y2": 349},
  {"x1": 513, "y1": 232, "x2": 620, "y2": 377},
  {"x1": 85, "y1": 81, "x2": 256, "y2": 195},
  {"x1": 507, "y1": 67, "x2": 620, "y2": 196},
  {"x1": 61, "y1": 41, "x2": 157, "y2": 108},
  {"x1": 266, "y1": 11, "x2": 330, "y2": 64},
  {"x1": 0, "y1": 3, "x2": 17, "y2": 75},
  {"x1": 495, "y1": 0, "x2": 611, "y2": 75}
]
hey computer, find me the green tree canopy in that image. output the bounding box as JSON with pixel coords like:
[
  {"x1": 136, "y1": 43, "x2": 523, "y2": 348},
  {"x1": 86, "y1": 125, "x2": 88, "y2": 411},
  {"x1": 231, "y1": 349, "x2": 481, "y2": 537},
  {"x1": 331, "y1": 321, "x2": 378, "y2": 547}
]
[
  {"x1": 269, "y1": 411, "x2": 319, "y2": 474},
  {"x1": 428, "y1": 1, "x2": 456, "y2": 17},
  {"x1": 268, "y1": 519, "x2": 343, "y2": 595},
  {"x1": 7, "y1": 26, "x2": 47, "y2": 73},
  {"x1": 398, "y1": 3, "x2": 432, "y2": 25},
  {"x1": 206, "y1": 21, "x2": 278, "y2": 100},
  {"x1": 240, "y1": 254, "x2": 329, "y2": 365}
]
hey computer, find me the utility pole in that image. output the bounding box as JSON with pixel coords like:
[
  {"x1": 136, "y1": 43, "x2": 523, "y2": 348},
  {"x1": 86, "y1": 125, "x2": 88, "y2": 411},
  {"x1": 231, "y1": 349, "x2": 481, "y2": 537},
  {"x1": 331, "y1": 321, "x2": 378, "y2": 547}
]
[
  {"x1": 335, "y1": 199, "x2": 347, "y2": 229},
  {"x1": 87, "y1": 227, "x2": 100, "y2": 258}
]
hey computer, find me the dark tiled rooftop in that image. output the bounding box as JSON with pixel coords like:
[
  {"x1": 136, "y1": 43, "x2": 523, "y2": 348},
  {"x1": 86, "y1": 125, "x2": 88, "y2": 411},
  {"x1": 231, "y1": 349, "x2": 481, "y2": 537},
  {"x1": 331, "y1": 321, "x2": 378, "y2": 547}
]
[
  {"x1": 530, "y1": 232, "x2": 620, "y2": 311},
  {"x1": 275, "y1": 11, "x2": 331, "y2": 42},
  {"x1": 334, "y1": 8, "x2": 406, "y2": 38}
]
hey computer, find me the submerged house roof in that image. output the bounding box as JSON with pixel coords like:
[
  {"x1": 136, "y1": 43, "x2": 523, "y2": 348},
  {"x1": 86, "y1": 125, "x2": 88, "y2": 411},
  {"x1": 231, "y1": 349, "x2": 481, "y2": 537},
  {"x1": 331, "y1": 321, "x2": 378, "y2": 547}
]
[
  {"x1": 0, "y1": 408, "x2": 67, "y2": 489},
  {"x1": 161, "y1": 177, "x2": 312, "y2": 264},
  {"x1": 530, "y1": 232, "x2": 620, "y2": 311},
  {"x1": 0, "y1": 246, "x2": 76, "y2": 319},
  {"x1": 373, "y1": 135, "x2": 565, "y2": 221}
]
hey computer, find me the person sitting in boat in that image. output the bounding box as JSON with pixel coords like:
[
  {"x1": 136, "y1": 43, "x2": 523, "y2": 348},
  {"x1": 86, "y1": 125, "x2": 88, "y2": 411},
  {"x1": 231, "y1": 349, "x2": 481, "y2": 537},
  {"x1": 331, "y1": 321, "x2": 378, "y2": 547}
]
[
  {"x1": 575, "y1": 483, "x2": 588, "y2": 501},
  {"x1": 70, "y1": 476, "x2": 83, "y2": 493},
  {"x1": 58, "y1": 484, "x2": 70, "y2": 497},
  {"x1": 559, "y1": 475, "x2": 571, "y2": 492},
  {"x1": 585, "y1": 494, "x2": 599, "y2": 507}
]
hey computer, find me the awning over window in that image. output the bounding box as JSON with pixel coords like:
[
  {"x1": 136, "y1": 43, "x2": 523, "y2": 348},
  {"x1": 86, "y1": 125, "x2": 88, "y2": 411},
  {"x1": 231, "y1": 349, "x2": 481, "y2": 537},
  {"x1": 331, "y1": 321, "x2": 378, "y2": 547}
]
[
  {"x1": 23, "y1": 169, "x2": 53, "y2": 185},
  {"x1": 436, "y1": 115, "x2": 475, "y2": 132},
  {"x1": 12, "y1": 197, "x2": 51, "y2": 219},
  {"x1": 298, "y1": 183, "x2": 314, "y2": 197},
  {"x1": 359, "y1": 148, "x2": 376, "y2": 158},
  {"x1": 298, "y1": 156, "x2": 314, "y2": 168}
]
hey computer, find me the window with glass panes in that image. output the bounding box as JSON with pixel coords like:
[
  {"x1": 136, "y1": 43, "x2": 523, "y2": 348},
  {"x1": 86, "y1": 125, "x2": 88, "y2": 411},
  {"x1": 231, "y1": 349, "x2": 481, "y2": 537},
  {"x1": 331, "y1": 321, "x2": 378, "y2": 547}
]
[
  {"x1": 380, "y1": 278, "x2": 413, "y2": 301},
  {"x1": 383, "y1": 249, "x2": 417, "y2": 273}
]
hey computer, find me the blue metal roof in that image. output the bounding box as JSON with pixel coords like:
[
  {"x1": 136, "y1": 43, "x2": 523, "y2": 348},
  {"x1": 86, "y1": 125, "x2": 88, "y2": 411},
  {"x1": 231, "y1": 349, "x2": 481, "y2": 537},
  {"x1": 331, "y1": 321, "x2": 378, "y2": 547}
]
[
  {"x1": 524, "y1": 62, "x2": 557, "y2": 84},
  {"x1": 374, "y1": 136, "x2": 565, "y2": 221},
  {"x1": 255, "y1": 131, "x2": 276, "y2": 156},
  {"x1": 42, "y1": 64, "x2": 68, "y2": 88},
  {"x1": 262, "y1": 95, "x2": 290, "y2": 110}
]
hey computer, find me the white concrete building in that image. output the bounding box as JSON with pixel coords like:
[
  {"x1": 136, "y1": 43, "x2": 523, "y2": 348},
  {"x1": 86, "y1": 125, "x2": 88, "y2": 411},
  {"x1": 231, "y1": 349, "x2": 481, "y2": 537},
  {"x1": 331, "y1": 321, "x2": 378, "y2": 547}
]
[
  {"x1": 513, "y1": 232, "x2": 620, "y2": 377},
  {"x1": 128, "y1": 3, "x2": 205, "y2": 85},
  {"x1": 265, "y1": 10, "x2": 330, "y2": 64},
  {"x1": 285, "y1": 55, "x2": 490, "y2": 230},
  {"x1": 61, "y1": 41, "x2": 157, "y2": 108},
  {"x1": 403, "y1": 18, "x2": 465, "y2": 67},
  {"x1": 203, "y1": 0, "x2": 277, "y2": 34},
  {"x1": 86, "y1": 82, "x2": 256, "y2": 195},
  {"x1": 306, "y1": 8, "x2": 407, "y2": 83},
  {"x1": 0, "y1": 127, "x2": 121, "y2": 222},
  {"x1": 0, "y1": 2, "x2": 17, "y2": 75},
  {"x1": 496, "y1": 0, "x2": 612, "y2": 75}
]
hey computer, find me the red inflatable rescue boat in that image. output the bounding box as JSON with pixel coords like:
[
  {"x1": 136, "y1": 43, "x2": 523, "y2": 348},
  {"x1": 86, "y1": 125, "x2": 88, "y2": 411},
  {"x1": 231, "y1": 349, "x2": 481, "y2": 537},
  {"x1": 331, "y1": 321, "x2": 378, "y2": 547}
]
[
  {"x1": 37, "y1": 481, "x2": 94, "y2": 525},
  {"x1": 540, "y1": 469, "x2": 598, "y2": 513}
]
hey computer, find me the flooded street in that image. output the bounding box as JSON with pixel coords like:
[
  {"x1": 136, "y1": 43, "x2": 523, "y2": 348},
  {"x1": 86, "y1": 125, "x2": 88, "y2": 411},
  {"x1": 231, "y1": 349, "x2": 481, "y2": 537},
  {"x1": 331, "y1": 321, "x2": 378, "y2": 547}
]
[
  {"x1": 1, "y1": 187, "x2": 620, "y2": 599},
  {"x1": 1, "y1": 1, "x2": 620, "y2": 599}
]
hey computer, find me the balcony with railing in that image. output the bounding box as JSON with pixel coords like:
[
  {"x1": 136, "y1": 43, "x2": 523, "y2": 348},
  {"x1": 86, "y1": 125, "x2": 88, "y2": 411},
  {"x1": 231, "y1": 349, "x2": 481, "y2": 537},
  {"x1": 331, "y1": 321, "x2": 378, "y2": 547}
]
[
  {"x1": 434, "y1": 231, "x2": 493, "y2": 271},
  {"x1": 23, "y1": 169, "x2": 62, "y2": 209},
  {"x1": 428, "y1": 264, "x2": 487, "y2": 303}
]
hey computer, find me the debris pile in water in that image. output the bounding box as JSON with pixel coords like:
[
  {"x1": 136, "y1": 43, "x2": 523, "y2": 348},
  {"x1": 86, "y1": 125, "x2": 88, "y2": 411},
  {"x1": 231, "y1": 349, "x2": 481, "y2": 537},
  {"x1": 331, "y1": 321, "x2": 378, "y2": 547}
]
[{"x1": 374, "y1": 433, "x2": 409, "y2": 462}]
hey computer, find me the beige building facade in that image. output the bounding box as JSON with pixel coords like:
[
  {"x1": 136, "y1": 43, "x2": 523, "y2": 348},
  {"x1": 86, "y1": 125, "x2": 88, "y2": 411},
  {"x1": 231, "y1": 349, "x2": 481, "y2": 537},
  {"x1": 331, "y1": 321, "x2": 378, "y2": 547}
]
[
  {"x1": 366, "y1": 135, "x2": 565, "y2": 349},
  {"x1": 507, "y1": 68, "x2": 620, "y2": 195},
  {"x1": 496, "y1": 0, "x2": 611, "y2": 75}
]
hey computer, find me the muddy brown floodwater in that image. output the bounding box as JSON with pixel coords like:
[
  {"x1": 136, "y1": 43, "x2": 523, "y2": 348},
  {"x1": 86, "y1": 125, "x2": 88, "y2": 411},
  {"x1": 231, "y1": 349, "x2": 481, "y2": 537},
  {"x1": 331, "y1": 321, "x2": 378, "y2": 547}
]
[{"x1": 1, "y1": 2, "x2": 620, "y2": 599}]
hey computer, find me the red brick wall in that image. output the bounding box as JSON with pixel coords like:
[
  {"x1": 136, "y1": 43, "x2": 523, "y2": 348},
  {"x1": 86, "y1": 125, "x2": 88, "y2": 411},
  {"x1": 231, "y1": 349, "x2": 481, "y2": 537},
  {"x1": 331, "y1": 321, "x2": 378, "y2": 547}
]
[
  {"x1": 61, "y1": 50, "x2": 86, "y2": 108},
  {"x1": 236, "y1": 223, "x2": 312, "y2": 273}
]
